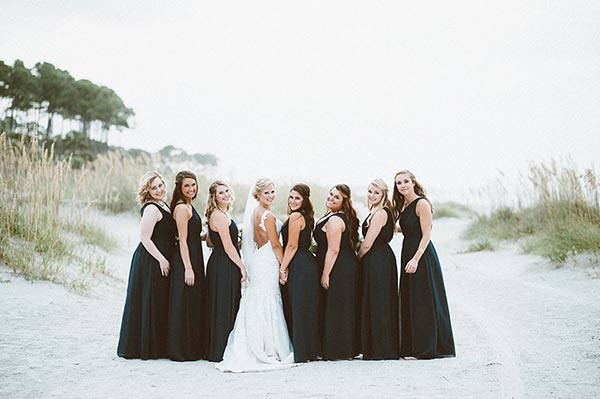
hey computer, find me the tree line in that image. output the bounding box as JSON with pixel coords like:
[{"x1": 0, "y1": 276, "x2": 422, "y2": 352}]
[{"x1": 0, "y1": 59, "x2": 134, "y2": 142}]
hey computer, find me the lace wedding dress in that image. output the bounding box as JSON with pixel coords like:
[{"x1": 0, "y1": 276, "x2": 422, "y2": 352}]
[{"x1": 216, "y1": 207, "x2": 295, "y2": 372}]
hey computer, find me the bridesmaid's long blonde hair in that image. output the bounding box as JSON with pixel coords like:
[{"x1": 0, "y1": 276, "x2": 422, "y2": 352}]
[
  {"x1": 136, "y1": 171, "x2": 166, "y2": 205},
  {"x1": 205, "y1": 180, "x2": 234, "y2": 220},
  {"x1": 366, "y1": 178, "x2": 393, "y2": 225}
]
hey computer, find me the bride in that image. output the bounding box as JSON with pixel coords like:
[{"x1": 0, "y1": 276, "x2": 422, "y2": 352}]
[{"x1": 216, "y1": 178, "x2": 295, "y2": 372}]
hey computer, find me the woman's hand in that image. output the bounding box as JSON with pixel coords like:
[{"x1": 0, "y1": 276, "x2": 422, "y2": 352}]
[
  {"x1": 405, "y1": 258, "x2": 419, "y2": 274},
  {"x1": 321, "y1": 273, "x2": 330, "y2": 289},
  {"x1": 240, "y1": 267, "x2": 248, "y2": 283},
  {"x1": 279, "y1": 269, "x2": 288, "y2": 285},
  {"x1": 159, "y1": 259, "x2": 170, "y2": 277},
  {"x1": 184, "y1": 268, "x2": 195, "y2": 286}
]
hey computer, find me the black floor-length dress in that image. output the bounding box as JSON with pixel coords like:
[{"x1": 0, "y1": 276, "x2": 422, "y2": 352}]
[
  {"x1": 314, "y1": 213, "x2": 360, "y2": 360},
  {"x1": 167, "y1": 205, "x2": 207, "y2": 361},
  {"x1": 360, "y1": 207, "x2": 400, "y2": 360},
  {"x1": 206, "y1": 220, "x2": 242, "y2": 362},
  {"x1": 117, "y1": 202, "x2": 176, "y2": 359},
  {"x1": 281, "y1": 213, "x2": 321, "y2": 362},
  {"x1": 399, "y1": 197, "x2": 455, "y2": 359}
]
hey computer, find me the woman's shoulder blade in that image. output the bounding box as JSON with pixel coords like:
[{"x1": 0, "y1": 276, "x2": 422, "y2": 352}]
[
  {"x1": 141, "y1": 202, "x2": 162, "y2": 215},
  {"x1": 327, "y1": 213, "x2": 346, "y2": 227},
  {"x1": 289, "y1": 212, "x2": 303, "y2": 222},
  {"x1": 211, "y1": 210, "x2": 229, "y2": 226}
]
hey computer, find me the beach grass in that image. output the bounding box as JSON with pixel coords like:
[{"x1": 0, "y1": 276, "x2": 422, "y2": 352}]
[
  {"x1": 464, "y1": 160, "x2": 600, "y2": 263},
  {"x1": 1, "y1": 132, "x2": 334, "y2": 292},
  {"x1": 433, "y1": 201, "x2": 474, "y2": 219},
  {"x1": 465, "y1": 237, "x2": 495, "y2": 252},
  {"x1": 76, "y1": 151, "x2": 155, "y2": 213},
  {"x1": 0, "y1": 133, "x2": 118, "y2": 291}
]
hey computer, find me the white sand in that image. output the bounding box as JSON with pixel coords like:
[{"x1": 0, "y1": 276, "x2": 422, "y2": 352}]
[{"x1": 1, "y1": 216, "x2": 599, "y2": 398}]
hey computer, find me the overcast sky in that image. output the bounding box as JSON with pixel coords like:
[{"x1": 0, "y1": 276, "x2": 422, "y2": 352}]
[{"x1": 2, "y1": 0, "x2": 599, "y2": 203}]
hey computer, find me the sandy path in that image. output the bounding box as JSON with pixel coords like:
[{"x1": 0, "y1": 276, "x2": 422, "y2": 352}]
[{"x1": 1, "y1": 215, "x2": 599, "y2": 398}]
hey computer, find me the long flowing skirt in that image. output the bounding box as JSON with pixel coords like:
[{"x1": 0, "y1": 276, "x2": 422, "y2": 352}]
[
  {"x1": 286, "y1": 249, "x2": 321, "y2": 362},
  {"x1": 216, "y1": 244, "x2": 296, "y2": 372},
  {"x1": 360, "y1": 244, "x2": 399, "y2": 360},
  {"x1": 117, "y1": 242, "x2": 171, "y2": 359},
  {"x1": 166, "y1": 242, "x2": 207, "y2": 361},
  {"x1": 400, "y1": 242, "x2": 455, "y2": 359},
  {"x1": 320, "y1": 248, "x2": 361, "y2": 360},
  {"x1": 206, "y1": 247, "x2": 241, "y2": 362}
]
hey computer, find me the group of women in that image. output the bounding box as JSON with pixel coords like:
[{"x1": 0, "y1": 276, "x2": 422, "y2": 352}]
[{"x1": 117, "y1": 169, "x2": 455, "y2": 370}]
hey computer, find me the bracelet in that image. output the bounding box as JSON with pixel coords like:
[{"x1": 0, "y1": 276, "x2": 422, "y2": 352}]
[{"x1": 279, "y1": 268, "x2": 287, "y2": 273}]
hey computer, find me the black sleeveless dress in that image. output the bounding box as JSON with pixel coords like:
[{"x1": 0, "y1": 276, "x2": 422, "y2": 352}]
[
  {"x1": 206, "y1": 219, "x2": 242, "y2": 362},
  {"x1": 167, "y1": 205, "x2": 207, "y2": 361},
  {"x1": 399, "y1": 197, "x2": 455, "y2": 359},
  {"x1": 314, "y1": 213, "x2": 360, "y2": 360},
  {"x1": 281, "y1": 213, "x2": 321, "y2": 362},
  {"x1": 117, "y1": 202, "x2": 176, "y2": 359},
  {"x1": 360, "y1": 207, "x2": 400, "y2": 360}
]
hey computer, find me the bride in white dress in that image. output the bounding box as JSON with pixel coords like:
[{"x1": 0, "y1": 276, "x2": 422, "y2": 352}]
[{"x1": 216, "y1": 178, "x2": 295, "y2": 372}]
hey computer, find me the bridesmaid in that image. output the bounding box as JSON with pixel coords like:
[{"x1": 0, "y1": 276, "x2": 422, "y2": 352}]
[
  {"x1": 314, "y1": 184, "x2": 361, "y2": 360},
  {"x1": 279, "y1": 183, "x2": 321, "y2": 362},
  {"x1": 358, "y1": 179, "x2": 399, "y2": 360},
  {"x1": 117, "y1": 171, "x2": 176, "y2": 359},
  {"x1": 167, "y1": 170, "x2": 207, "y2": 361},
  {"x1": 205, "y1": 180, "x2": 247, "y2": 362},
  {"x1": 393, "y1": 170, "x2": 455, "y2": 359}
]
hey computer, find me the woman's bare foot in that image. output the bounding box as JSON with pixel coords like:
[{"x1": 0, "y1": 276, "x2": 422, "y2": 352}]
[{"x1": 404, "y1": 356, "x2": 418, "y2": 360}]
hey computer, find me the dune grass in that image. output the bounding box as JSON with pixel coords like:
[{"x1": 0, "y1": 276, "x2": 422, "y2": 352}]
[
  {"x1": 465, "y1": 237, "x2": 495, "y2": 252},
  {"x1": 464, "y1": 160, "x2": 600, "y2": 263},
  {"x1": 0, "y1": 133, "x2": 118, "y2": 291},
  {"x1": 75, "y1": 151, "x2": 156, "y2": 213},
  {"x1": 0, "y1": 132, "x2": 334, "y2": 292},
  {"x1": 433, "y1": 201, "x2": 474, "y2": 219}
]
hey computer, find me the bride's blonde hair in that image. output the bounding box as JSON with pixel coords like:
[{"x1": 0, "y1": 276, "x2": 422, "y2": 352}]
[{"x1": 252, "y1": 178, "x2": 275, "y2": 200}]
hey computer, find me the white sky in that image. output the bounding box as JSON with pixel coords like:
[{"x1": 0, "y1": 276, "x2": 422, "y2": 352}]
[{"x1": 2, "y1": 0, "x2": 599, "y2": 203}]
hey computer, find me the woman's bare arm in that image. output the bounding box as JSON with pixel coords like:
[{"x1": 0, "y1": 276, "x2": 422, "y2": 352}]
[
  {"x1": 173, "y1": 203, "x2": 195, "y2": 286},
  {"x1": 358, "y1": 209, "x2": 387, "y2": 259},
  {"x1": 139, "y1": 204, "x2": 170, "y2": 276},
  {"x1": 279, "y1": 212, "x2": 304, "y2": 284},
  {"x1": 321, "y1": 216, "x2": 344, "y2": 289},
  {"x1": 211, "y1": 211, "x2": 247, "y2": 282},
  {"x1": 264, "y1": 213, "x2": 284, "y2": 264}
]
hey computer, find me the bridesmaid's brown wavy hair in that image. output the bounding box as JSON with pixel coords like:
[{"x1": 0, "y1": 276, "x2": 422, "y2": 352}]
[
  {"x1": 285, "y1": 183, "x2": 315, "y2": 230},
  {"x1": 287, "y1": 183, "x2": 314, "y2": 220},
  {"x1": 170, "y1": 170, "x2": 198, "y2": 212},
  {"x1": 332, "y1": 184, "x2": 360, "y2": 251},
  {"x1": 392, "y1": 170, "x2": 432, "y2": 221}
]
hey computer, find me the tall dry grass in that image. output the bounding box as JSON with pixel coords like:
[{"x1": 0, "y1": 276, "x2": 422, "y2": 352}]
[
  {"x1": 75, "y1": 151, "x2": 157, "y2": 213},
  {"x1": 465, "y1": 160, "x2": 600, "y2": 263},
  {"x1": 0, "y1": 133, "x2": 119, "y2": 290},
  {"x1": 0, "y1": 132, "x2": 356, "y2": 290}
]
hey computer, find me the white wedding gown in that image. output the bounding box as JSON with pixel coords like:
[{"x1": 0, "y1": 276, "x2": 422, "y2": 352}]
[{"x1": 216, "y1": 210, "x2": 296, "y2": 372}]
